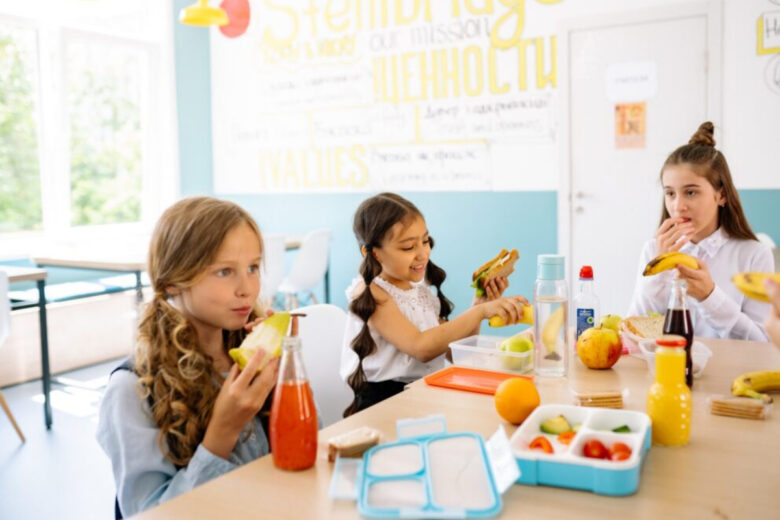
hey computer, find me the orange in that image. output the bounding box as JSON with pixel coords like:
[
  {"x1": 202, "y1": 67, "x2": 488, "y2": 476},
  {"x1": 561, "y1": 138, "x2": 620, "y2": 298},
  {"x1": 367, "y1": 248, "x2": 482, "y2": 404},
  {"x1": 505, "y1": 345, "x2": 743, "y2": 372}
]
[{"x1": 494, "y1": 377, "x2": 540, "y2": 424}]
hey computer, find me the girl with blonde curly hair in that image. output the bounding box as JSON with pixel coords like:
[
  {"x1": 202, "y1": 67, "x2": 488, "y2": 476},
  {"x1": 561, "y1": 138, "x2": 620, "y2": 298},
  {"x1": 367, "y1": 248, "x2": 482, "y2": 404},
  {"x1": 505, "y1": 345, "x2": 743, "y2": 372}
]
[{"x1": 98, "y1": 197, "x2": 281, "y2": 517}]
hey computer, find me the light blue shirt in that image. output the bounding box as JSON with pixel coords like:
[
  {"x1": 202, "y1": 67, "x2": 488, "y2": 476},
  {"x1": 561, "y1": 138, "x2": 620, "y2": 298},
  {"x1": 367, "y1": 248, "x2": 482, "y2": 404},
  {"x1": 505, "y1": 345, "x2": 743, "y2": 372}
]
[{"x1": 96, "y1": 369, "x2": 270, "y2": 517}]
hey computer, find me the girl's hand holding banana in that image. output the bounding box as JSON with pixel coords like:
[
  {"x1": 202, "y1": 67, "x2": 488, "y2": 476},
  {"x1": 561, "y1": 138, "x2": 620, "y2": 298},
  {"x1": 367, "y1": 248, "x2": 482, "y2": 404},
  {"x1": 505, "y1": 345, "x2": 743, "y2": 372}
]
[
  {"x1": 656, "y1": 217, "x2": 695, "y2": 254},
  {"x1": 479, "y1": 295, "x2": 529, "y2": 325},
  {"x1": 677, "y1": 259, "x2": 715, "y2": 301}
]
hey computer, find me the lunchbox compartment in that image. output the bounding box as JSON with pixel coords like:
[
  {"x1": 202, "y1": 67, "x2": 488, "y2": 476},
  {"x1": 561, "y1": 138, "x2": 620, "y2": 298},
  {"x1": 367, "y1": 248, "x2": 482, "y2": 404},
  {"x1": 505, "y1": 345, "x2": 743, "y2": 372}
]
[
  {"x1": 569, "y1": 432, "x2": 641, "y2": 465},
  {"x1": 366, "y1": 442, "x2": 424, "y2": 477},
  {"x1": 510, "y1": 404, "x2": 589, "y2": 456},
  {"x1": 450, "y1": 334, "x2": 533, "y2": 374},
  {"x1": 584, "y1": 408, "x2": 650, "y2": 436}
]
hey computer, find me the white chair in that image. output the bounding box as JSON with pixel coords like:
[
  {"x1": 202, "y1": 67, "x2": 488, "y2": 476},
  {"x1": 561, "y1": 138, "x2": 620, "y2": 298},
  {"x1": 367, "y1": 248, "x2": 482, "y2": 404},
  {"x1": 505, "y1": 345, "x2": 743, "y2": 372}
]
[
  {"x1": 258, "y1": 233, "x2": 286, "y2": 309},
  {"x1": 294, "y1": 304, "x2": 352, "y2": 427},
  {"x1": 278, "y1": 229, "x2": 331, "y2": 309},
  {"x1": 0, "y1": 271, "x2": 25, "y2": 442},
  {"x1": 757, "y1": 232, "x2": 776, "y2": 248}
]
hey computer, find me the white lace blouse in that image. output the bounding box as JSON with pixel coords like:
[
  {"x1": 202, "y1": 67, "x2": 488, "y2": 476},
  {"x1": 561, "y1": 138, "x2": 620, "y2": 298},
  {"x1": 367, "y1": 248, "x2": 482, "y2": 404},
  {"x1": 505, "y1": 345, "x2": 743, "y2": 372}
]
[{"x1": 339, "y1": 276, "x2": 445, "y2": 384}]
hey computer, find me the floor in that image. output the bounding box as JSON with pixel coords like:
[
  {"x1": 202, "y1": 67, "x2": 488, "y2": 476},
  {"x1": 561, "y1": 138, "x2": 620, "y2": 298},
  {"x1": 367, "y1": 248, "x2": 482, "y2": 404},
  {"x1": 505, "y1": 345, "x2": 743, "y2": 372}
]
[{"x1": 0, "y1": 359, "x2": 121, "y2": 520}]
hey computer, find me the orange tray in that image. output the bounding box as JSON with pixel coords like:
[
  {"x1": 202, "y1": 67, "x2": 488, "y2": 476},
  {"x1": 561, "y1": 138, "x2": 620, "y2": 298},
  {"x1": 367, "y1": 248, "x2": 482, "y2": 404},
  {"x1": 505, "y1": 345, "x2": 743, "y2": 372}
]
[{"x1": 424, "y1": 366, "x2": 533, "y2": 395}]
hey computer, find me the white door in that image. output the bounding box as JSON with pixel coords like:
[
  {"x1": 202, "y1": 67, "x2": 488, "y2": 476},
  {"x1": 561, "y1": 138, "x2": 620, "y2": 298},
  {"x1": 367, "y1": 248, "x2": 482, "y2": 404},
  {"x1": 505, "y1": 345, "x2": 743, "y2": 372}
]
[{"x1": 561, "y1": 4, "x2": 721, "y2": 316}]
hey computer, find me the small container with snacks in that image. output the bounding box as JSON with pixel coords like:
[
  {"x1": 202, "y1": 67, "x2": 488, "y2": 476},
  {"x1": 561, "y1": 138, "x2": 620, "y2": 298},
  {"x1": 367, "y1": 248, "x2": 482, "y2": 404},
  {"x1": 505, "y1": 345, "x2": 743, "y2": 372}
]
[
  {"x1": 509, "y1": 404, "x2": 651, "y2": 496},
  {"x1": 450, "y1": 334, "x2": 533, "y2": 374}
]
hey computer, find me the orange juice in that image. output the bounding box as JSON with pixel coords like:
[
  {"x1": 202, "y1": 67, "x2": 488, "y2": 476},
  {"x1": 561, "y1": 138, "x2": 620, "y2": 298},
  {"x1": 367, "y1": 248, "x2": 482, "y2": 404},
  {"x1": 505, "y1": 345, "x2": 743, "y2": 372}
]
[
  {"x1": 647, "y1": 335, "x2": 691, "y2": 446},
  {"x1": 270, "y1": 380, "x2": 318, "y2": 470}
]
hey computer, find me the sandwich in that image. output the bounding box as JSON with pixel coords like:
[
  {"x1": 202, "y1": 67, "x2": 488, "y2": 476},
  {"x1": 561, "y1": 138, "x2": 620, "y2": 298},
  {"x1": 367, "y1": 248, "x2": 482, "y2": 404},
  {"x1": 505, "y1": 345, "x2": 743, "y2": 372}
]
[
  {"x1": 623, "y1": 315, "x2": 664, "y2": 339},
  {"x1": 471, "y1": 249, "x2": 519, "y2": 298}
]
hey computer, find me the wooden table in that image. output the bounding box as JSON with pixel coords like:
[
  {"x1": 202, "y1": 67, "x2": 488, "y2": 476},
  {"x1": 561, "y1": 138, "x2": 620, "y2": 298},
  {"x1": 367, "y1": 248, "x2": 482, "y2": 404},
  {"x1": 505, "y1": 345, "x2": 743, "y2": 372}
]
[
  {"x1": 2, "y1": 266, "x2": 52, "y2": 429},
  {"x1": 134, "y1": 337, "x2": 780, "y2": 519}
]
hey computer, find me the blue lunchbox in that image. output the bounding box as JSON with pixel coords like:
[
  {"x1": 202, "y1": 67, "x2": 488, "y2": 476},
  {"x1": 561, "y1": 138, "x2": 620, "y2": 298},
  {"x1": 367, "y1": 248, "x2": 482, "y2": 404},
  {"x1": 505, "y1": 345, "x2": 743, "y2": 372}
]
[{"x1": 509, "y1": 404, "x2": 652, "y2": 496}]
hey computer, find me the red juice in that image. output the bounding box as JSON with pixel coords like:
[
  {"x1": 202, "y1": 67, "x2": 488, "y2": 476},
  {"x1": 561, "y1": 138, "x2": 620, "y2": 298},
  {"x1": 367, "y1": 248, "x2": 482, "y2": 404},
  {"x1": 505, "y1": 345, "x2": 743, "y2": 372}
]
[{"x1": 269, "y1": 381, "x2": 318, "y2": 470}]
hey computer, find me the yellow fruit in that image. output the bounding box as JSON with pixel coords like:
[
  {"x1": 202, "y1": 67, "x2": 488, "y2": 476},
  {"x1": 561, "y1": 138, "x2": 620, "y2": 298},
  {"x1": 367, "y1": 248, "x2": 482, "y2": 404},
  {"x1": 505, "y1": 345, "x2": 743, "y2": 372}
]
[
  {"x1": 731, "y1": 370, "x2": 780, "y2": 403},
  {"x1": 541, "y1": 304, "x2": 564, "y2": 359},
  {"x1": 498, "y1": 335, "x2": 534, "y2": 371},
  {"x1": 732, "y1": 273, "x2": 780, "y2": 303},
  {"x1": 643, "y1": 252, "x2": 699, "y2": 276},
  {"x1": 494, "y1": 377, "x2": 540, "y2": 424},
  {"x1": 488, "y1": 305, "x2": 534, "y2": 327},
  {"x1": 228, "y1": 312, "x2": 291, "y2": 372}
]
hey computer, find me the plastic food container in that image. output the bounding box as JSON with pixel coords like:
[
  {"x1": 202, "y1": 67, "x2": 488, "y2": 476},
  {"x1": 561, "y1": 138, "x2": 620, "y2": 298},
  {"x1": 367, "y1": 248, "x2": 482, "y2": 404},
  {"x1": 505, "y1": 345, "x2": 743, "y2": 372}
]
[
  {"x1": 450, "y1": 335, "x2": 533, "y2": 374},
  {"x1": 509, "y1": 404, "x2": 651, "y2": 496},
  {"x1": 638, "y1": 339, "x2": 712, "y2": 378},
  {"x1": 618, "y1": 322, "x2": 644, "y2": 355}
]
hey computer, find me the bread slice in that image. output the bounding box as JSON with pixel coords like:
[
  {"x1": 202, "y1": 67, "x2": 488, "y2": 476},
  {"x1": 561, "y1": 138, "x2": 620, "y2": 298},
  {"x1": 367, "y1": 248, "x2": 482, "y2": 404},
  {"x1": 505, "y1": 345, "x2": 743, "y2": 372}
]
[
  {"x1": 327, "y1": 427, "x2": 380, "y2": 462},
  {"x1": 623, "y1": 315, "x2": 664, "y2": 339}
]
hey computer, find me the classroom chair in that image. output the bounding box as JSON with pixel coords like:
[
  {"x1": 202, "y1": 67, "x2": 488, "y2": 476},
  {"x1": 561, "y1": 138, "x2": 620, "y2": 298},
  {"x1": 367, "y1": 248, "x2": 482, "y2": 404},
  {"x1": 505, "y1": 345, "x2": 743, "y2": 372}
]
[
  {"x1": 0, "y1": 271, "x2": 25, "y2": 442},
  {"x1": 278, "y1": 229, "x2": 331, "y2": 309},
  {"x1": 258, "y1": 233, "x2": 286, "y2": 309},
  {"x1": 293, "y1": 303, "x2": 351, "y2": 427}
]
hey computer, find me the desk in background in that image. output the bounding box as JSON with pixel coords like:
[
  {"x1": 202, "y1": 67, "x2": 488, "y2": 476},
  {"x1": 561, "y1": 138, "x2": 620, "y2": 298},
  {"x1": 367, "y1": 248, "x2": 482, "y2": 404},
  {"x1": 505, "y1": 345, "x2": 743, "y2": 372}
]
[
  {"x1": 134, "y1": 337, "x2": 779, "y2": 519},
  {"x1": 3, "y1": 266, "x2": 52, "y2": 429}
]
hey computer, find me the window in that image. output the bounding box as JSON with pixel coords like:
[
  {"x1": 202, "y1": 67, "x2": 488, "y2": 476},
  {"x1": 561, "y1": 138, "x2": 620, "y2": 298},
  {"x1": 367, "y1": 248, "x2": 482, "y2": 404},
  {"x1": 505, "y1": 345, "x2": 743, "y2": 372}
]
[{"x1": 0, "y1": 1, "x2": 177, "y2": 251}]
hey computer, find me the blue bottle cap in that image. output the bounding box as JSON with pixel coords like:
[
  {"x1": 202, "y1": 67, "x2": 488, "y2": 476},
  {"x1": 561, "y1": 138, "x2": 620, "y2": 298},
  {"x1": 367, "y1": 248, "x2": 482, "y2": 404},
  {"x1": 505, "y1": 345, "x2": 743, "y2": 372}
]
[{"x1": 537, "y1": 254, "x2": 565, "y2": 280}]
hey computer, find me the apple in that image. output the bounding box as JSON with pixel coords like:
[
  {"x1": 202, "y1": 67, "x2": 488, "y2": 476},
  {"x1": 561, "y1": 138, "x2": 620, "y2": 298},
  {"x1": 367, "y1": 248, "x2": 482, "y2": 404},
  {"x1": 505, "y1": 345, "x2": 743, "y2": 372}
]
[
  {"x1": 599, "y1": 314, "x2": 623, "y2": 333},
  {"x1": 499, "y1": 335, "x2": 534, "y2": 371},
  {"x1": 576, "y1": 326, "x2": 622, "y2": 369}
]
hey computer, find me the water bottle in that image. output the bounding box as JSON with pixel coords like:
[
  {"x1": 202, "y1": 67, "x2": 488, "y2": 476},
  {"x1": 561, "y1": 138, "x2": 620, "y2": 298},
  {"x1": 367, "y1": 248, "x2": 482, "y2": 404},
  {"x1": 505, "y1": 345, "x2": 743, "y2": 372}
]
[
  {"x1": 533, "y1": 254, "x2": 569, "y2": 377},
  {"x1": 573, "y1": 265, "x2": 600, "y2": 342}
]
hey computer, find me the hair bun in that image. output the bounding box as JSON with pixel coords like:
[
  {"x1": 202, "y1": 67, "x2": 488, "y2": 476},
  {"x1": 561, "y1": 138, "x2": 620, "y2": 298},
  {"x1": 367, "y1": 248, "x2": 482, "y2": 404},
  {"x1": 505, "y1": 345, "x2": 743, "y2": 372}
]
[{"x1": 688, "y1": 121, "x2": 715, "y2": 147}]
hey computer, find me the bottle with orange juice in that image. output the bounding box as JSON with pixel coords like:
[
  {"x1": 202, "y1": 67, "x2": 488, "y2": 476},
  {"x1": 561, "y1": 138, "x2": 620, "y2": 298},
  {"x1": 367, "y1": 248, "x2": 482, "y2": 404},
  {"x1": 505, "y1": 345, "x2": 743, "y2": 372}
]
[
  {"x1": 647, "y1": 335, "x2": 692, "y2": 446},
  {"x1": 269, "y1": 336, "x2": 318, "y2": 470}
]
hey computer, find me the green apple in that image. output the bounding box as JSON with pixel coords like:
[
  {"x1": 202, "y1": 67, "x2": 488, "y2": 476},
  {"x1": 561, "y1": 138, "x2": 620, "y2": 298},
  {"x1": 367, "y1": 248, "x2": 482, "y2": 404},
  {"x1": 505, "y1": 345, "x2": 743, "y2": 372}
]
[
  {"x1": 599, "y1": 314, "x2": 623, "y2": 333},
  {"x1": 499, "y1": 335, "x2": 533, "y2": 371}
]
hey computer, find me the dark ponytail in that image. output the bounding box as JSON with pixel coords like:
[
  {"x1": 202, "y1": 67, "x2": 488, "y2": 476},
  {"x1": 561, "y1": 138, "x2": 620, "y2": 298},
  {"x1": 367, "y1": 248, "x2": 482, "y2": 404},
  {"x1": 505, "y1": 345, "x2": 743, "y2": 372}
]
[
  {"x1": 343, "y1": 193, "x2": 452, "y2": 417},
  {"x1": 425, "y1": 237, "x2": 452, "y2": 321}
]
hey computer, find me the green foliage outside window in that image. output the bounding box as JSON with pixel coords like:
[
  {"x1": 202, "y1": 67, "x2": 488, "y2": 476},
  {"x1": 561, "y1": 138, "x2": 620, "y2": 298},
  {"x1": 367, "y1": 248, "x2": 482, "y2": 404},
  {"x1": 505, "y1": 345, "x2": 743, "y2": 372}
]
[{"x1": 0, "y1": 29, "x2": 43, "y2": 233}]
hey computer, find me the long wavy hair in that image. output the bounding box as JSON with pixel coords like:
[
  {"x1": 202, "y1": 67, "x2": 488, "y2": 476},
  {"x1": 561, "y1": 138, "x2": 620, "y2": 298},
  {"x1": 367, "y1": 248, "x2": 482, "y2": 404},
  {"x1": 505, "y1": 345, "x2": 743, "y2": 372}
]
[
  {"x1": 135, "y1": 197, "x2": 263, "y2": 467},
  {"x1": 659, "y1": 121, "x2": 757, "y2": 241},
  {"x1": 343, "y1": 193, "x2": 453, "y2": 417}
]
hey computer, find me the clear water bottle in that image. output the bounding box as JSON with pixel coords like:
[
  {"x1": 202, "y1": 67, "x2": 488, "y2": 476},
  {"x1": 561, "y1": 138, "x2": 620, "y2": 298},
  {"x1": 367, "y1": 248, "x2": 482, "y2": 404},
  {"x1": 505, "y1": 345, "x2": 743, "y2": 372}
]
[
  {"x1": 533, "y1": 254, "x2": 569, "y2": 377},
  {"x1": 573, "y1": 265, "x2": 600, "y2": 342}
]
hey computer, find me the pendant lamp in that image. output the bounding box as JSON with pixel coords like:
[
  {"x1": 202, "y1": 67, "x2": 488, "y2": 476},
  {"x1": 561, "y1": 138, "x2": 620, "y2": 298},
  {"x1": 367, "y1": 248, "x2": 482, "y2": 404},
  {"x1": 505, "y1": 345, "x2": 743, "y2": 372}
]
[{"x1": 179, "y1": 0, "x2": 229, "y2": 27}]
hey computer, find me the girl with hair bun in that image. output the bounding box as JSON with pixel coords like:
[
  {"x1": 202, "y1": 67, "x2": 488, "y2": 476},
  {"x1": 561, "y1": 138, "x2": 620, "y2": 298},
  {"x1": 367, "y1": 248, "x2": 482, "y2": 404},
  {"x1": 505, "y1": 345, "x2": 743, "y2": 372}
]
[
  {"x1": 627, "y1": 122, "x2": 774, "y2": 340},
  {"x1": 98, "y1": 197, "x2": 281, "y2": 517},
  {"x1": 339, "y1": 192, "x2": 528, "y2": 416}
]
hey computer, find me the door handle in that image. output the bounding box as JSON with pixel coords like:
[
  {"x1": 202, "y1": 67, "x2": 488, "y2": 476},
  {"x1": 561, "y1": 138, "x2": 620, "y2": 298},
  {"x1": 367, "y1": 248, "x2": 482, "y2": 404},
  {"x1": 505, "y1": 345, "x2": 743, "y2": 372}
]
[
  {"x1": 575, "y1": 206, "x2": 584, "y2": 214},
  {"x1": 575, "y1": 191, "x2": 587, "y2": 199}
]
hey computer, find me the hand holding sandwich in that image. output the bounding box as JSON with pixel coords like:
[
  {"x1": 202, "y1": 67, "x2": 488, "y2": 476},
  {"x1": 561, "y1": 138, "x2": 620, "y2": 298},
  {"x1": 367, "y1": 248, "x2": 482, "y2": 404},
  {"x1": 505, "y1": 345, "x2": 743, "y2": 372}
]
[
  {"x1": 473, "y1": 276, "x2": 509, "y2": 304},
  {"x1": 472, "y1": 249, "x2": 519, "y2": 299}
]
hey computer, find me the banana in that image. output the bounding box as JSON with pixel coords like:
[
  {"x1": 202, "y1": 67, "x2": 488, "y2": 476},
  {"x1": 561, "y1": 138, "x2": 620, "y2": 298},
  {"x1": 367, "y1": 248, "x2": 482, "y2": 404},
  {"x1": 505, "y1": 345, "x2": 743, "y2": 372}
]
[
  {"x1": 228, "y1": 312, "x2": 291, "y2": 373},
  {"x1": 643, "y1": 252, "x2": 699, "y2": 276},
  {"x1": 541, "y1": 305, "x2": 565, "y2": 360},
  {"x1": 488, "y1": 305, "x2": 534, "y2": 327},
  {"x1": 732, "y1": 272, "x2": 780, "y2": 303},
  {"x1": 731, "y1": 370, "x2": 780, "y2": 403}
]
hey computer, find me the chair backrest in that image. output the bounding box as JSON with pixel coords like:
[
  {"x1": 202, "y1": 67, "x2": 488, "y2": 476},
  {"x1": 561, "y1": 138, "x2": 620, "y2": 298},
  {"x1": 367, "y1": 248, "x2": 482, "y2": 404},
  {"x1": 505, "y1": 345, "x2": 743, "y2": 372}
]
[
  {"x1": 259, "y1": 233, "x2": 286, "y2": 304},
  {"x1": 757, "y1": 232, "x2": 776, "y2": 248},
  {"x1": 294, "y1": 303, "x2": 351, "y2": 427},
  {"x1": 282, "y1": 229, "x2": 331, "y2": 292},
  {"x1": 0, "y1": 271, "x2": 10, "y2": 346}
]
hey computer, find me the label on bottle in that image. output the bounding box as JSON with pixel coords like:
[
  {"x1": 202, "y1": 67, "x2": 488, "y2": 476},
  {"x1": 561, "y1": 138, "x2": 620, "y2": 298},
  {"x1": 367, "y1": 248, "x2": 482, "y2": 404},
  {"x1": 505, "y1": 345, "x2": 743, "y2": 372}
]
[{"x1": 576, "y1": 308, "x2": 595, "y2": 339}]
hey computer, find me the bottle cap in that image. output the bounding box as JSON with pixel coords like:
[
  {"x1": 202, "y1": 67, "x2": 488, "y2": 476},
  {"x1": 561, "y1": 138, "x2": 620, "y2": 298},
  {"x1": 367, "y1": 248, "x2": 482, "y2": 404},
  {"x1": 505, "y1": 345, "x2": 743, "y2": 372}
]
[
  {"x1": 655, "y1": 334, "x2": 686, "y2": 348},
  {"x1": 537, "y1": 254, "x2": 565, "y2": 280},
  {"x1": 579, "y1": 265, "x2": 593, "y2": 280}
]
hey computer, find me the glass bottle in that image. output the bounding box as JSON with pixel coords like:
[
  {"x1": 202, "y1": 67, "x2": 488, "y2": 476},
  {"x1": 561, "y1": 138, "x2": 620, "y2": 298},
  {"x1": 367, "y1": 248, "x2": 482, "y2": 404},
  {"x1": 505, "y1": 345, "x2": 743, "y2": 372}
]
[
  {"x1": 269, "y1": 336, "x2": 318, "y2": 470},
  {"x1": 533, "y1": 254, "x2": 568, "y2": 377},
  {"x1": 647, "y1": 335, "x2": 692, "y2": 446},
  {"x1": 663, "y1": 278, "x2": 694, "y2": 388},
  {"x1": 573, "y1": 265, "x2": 600, "y2": 342}
]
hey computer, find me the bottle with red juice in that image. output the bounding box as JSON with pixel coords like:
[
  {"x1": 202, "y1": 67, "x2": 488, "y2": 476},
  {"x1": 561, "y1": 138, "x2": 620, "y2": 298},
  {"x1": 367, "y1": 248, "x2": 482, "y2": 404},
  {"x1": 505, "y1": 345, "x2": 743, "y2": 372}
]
[{"x1": 663, "y1": 278, "x2": 694, "y2": 388}]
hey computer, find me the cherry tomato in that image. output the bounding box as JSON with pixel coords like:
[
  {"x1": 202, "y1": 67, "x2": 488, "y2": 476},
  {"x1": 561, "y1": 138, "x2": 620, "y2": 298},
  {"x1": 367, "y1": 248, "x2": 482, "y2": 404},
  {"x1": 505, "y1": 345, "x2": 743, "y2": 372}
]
[
  {"x1": 557, "y1": 431, "x2": 576, "y2": 445},
  {"x1": 583, "y1": 439, "x2": 608, "y2": 459},
  {"x1": 529, "y1": 436, "x2": 554, "y2": 454},
  {"x1": 609, "y1": 442, "x2": 632, "y2": 461}
]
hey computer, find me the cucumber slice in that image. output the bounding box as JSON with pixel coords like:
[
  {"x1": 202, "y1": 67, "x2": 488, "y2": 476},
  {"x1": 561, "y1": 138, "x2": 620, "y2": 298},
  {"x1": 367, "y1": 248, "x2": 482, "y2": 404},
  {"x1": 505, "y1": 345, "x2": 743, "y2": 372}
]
[
  {"x1": 539, "y1": 414, "x2": 572, "y2": 434},
  {"x1": 612, "y1": 425, "x2": 631, "y2": 433}
]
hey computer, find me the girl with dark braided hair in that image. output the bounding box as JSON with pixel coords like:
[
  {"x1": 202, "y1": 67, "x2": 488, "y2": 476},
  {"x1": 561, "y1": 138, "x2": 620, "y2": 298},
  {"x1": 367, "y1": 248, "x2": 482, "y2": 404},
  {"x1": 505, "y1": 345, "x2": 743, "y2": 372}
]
[
  {"x1": 339, "y1": 193, "x2": 528, "y2": 416},
  {"x1": 628, "y1": 122, "x2": 773, "y2": 341}
]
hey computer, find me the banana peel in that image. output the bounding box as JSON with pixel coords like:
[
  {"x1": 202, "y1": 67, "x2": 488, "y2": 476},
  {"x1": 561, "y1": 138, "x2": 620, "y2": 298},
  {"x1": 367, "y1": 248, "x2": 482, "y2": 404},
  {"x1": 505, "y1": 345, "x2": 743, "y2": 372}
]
[
  {"x1": 488, "y1": 305, "x2": 534, "y2": 327},
  {"x1": 643, "y1": 252, "x2": 699, "y2": 276},
  {"x1": 732, "y1": 272, "x2": 780, "y2": 303},
  {"x1": 731, "y1": 370, "x2": 780, "y2": 403},
  {"x1": 228, "y1": 312, "x2": 291, "y2": 372}
]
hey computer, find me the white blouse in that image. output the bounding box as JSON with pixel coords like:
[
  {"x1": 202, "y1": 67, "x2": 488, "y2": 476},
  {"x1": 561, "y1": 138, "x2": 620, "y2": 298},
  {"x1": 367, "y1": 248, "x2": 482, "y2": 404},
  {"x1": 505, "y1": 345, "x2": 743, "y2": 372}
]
[
  {"x1": 340, "y1": 276, "x2": 445, "y2": 384},
  {"x1": 627, "y1": 227, "x2": 774, "y2": 341}
]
